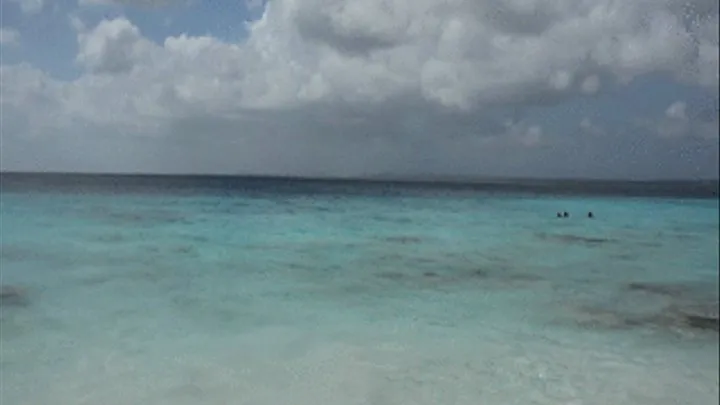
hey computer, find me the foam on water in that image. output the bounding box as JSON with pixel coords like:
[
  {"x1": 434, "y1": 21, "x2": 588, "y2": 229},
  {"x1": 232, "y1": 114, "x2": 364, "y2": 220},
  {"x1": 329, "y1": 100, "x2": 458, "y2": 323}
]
[{"x1": 1, "y1": 184, "x2": 718, "y2": 405}]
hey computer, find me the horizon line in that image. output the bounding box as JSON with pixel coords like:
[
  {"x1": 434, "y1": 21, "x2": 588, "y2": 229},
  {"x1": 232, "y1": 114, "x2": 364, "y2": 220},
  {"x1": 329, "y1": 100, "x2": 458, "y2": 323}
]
[{"x1": 1, "y1": 170, "x2": 718, "y2": 184}]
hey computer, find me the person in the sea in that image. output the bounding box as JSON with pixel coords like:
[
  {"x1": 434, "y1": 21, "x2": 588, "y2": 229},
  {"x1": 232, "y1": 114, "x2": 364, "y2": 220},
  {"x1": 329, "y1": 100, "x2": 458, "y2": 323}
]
[
  {"x1": 563, "y1": 211, "x2": 569, "y2": 218},
  {"x1": 588, "y1": 211, "x2": 594, "y2": 218}
]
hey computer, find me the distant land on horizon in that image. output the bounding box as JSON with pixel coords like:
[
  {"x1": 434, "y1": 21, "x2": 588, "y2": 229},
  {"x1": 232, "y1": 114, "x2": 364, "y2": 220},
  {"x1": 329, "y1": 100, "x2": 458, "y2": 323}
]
[{"x1": 1, "y1": 171, "x2": 717, "y2": 198}]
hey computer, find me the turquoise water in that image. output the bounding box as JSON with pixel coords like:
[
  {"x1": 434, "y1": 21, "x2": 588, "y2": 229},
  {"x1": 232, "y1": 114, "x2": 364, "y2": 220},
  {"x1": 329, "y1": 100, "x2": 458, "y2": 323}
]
[{"x1": 1, "y1": 181, "x2": 718, "y2": 404}]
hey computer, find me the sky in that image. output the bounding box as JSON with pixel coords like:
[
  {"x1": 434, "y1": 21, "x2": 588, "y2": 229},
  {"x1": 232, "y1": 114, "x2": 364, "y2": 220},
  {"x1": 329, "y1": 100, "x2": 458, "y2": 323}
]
[{"x1": 0, "y1": 0, "x2": 718, "y2": 179}]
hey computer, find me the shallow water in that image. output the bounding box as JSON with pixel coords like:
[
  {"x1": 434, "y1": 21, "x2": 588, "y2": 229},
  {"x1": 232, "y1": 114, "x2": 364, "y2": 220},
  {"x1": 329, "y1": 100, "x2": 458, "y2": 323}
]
[{"x1": 1, "y1": 179, "x2": 718, "y2": 405}]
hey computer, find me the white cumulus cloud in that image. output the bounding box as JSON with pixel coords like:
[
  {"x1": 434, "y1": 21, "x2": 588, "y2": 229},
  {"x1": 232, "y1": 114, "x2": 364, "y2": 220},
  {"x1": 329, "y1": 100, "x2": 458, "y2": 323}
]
[
  {"x1": 635, "y1": 99, "x2": 719, "y2": 140},
  {"x1": 1, "y1": 0, "x2": 718, "y2": 177}
]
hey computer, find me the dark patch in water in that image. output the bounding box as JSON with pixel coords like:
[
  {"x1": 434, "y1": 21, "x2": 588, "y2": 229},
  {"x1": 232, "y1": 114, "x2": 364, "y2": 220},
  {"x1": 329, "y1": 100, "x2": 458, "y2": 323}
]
[
  {"x1": 93, "y1": 233, "x2": 126, "y2": 243},
  {"x1": 472, "y1": 269, "x2": 490, "y2": 278},
  {"x1": 376, "y1": 253, "x2": 405, "y2": 262},
  {"x1": 0, "y1": 286, "x2": 29, "y2": 307},
  {"x1": 187, "y1": 235, "x2": 209, "y2": 243},
  {"x1": 370, "y1": 214, "x2": 415, "y2": 225},
  {"x1": 686, "y1": 315, "x2": 719, "y2": 331},
  {"x1": 409, "y1": 257, "x2": 439, "y2": 266},
  {"x1": 384, "y1": 236, "x2": 423, "y2": 244},
  {"x1": 635, "y1": 240, "x2": 663, "y2": 248},
  {"x1": 287, "y1": 262, "x2": 312, "y2": 271},
  {"x1": 88, "y1": 207, "x2": 189, "y2": 226},
  {"x1": 1, "y1": 245, "x2": 34, "y2": 261},
  {"x1": 370, "y1": 261, "x2": 544, "y2": 290},
  {"x1": 670, "y1": 301, "x2": 719, "y2": 331},
  {"x1": 172, "y1": 245, "x2": 196, "y2": 254},
  {"x1": 568, "y1": 295, "x2": 719, "y2": 335},
  {"x1": 537, "y1": 232, "x2": 613, "y2": 245},
  {"x1": 505, "y1": 273, "x2": 544, "y2": 282},
  {"x1": 376, "y1": 271, "x2": 406, "y2": 280},
  {"x1": 427, "y1": 267, "x2": 545, "y2": 289},
  {"x1": 327, "y1": 264, "x2": 342, "y2": 271},
  {"x1": 466, "y1": 268, "x2": 543, "y2": 285},
  {"x1": 144, "y1": 245, "x2": 161, "y2": 254},
  {"x1": 660, "y1": 305, "x2": 718, "y2": 333},
  {"x1": 0, "y1": 244, "x2": 65, "y2": 263},
  {"x1": 626, "y1": 282, "x2": 690, "y2": 297},
  {"x1": 571, "y1": 305, "x2": 643, "y2": 330},
  {"x1": 609, "y1": 252, "x2": 638, "y2": 261}
]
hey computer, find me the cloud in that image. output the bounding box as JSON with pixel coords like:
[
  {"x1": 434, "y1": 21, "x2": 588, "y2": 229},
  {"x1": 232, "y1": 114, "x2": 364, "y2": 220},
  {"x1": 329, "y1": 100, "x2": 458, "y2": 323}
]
[
  {"x1": 75, "y1": 18, "x2": 155, "y2": 74},
  {"x1": 7, "y1": 0, "x2": 44, "y2": 14},
  {"x1": 665, "y1": 101, "x2": 688, "y2": 121},
  {"x1": 1, "y1": 0, "x2": 719, "y2": 178},
  {"x1": 636, "y1": 100, "x2": 719, "y2": 140},
  {"x1": 580, "y1": 76, "x2": 601, "y2": 95},
  {"x1": 579, "y1": 118, "x2": 606, "y2": 136},
  {"x1": 0, "y1": 28, "x2": 21, "y2": 45},
  {"x1": 78, "y1": 0, "x2": 179, "y2": 6}
]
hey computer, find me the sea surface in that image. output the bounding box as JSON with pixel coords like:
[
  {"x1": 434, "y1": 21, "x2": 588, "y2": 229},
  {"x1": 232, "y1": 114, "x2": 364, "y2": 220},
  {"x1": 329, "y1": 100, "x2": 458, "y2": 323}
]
[{"x1": 1, "y1": 174, "x2": 719, "y2": 405}]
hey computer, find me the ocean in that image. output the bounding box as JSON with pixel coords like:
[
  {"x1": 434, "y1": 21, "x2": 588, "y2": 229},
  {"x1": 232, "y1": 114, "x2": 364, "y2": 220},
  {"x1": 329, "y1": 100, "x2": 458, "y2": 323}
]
[{"x1": 1, "y1": 173, "x2": 718, "y2": 405}]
